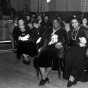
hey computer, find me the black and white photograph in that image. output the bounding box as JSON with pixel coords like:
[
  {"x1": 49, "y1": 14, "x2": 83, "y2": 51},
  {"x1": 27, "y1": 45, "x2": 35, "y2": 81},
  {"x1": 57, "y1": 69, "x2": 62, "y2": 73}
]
[{"x1": 0, "y1": 0, "x2": 88, "y2": 88}]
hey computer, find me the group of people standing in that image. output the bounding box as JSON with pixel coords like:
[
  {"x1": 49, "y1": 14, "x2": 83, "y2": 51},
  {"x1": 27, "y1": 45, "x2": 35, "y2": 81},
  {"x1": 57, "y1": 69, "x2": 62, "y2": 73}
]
[{"x1": 12, "y1": 14, "x2": 88, "y2": 87}]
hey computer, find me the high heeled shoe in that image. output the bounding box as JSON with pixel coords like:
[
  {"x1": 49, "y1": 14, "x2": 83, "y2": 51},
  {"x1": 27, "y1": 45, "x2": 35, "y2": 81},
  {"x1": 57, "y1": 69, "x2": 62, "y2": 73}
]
[
  {"x1": 67, "y1": 80, "x2": 77, "y2": 87},
  {"x1": 22, "y1": 59, "x2": 31, "y2": 65},
  {"x1": 39, "y1": 78, "x2": 49, "y2": 86},
  {"x1": 45, "y1": 77, "x2": 49, "y2": 83}
]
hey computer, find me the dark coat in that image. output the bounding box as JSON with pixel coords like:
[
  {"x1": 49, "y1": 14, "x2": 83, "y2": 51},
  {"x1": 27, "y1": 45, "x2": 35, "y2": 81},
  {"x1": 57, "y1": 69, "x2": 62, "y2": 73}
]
[
  {"x1": 34, "y1": 27, "x2": 68, "y2": 67},
  {"x1": 12, "y1": 26, "x2": 38, "y2": 57},
  {"x1": 64, "y1": 26, "x2": 88, "y2": 81}
]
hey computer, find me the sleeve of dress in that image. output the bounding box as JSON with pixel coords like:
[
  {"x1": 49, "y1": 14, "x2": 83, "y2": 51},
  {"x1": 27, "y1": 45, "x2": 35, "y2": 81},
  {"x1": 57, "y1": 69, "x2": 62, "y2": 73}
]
[
  {"x1": 63, "y1": 30, "x2": 69, "y2": 49},
  {"x1": 31, "y1": 28, "x2": 39, "y2": 43},
  {"x1": 59, "y1": 29, "x2": 69, "y2": 49}
]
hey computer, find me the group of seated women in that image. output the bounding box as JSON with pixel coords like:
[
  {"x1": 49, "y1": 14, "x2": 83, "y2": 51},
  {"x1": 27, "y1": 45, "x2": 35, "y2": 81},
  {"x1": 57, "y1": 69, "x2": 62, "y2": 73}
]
[{"x1": 12, "y1": 14, "x2": 88, "y2": 87}]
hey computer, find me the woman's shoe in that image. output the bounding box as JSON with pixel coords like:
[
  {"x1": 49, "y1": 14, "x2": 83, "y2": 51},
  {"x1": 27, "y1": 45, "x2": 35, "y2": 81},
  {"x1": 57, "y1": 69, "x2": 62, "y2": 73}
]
[
  {"x1": 45, "y1": 77, "x2": 49, "y2": 83},
  {"x1": 39, "y1": 78, "x2": 49, "y2": 86},
  {"x1": 39, "y1": 79, "x2": 46, "y2": 86},
  {"x1": 22, "y1": 59, "x2": 31, "y2": 65},
  {"x1": 67, "y1": 80, "x2": 77, "y2": 87}
]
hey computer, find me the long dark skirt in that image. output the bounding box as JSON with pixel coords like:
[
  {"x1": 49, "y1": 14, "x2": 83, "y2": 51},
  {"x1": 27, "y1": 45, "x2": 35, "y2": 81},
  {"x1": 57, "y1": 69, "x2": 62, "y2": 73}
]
[
  {"x1": 16, "y1": 41, "x2": 37, "y2": 58},
  {"x1": 34, "y1": 46, "x2": 62, "y2": 68},
  {"x1": 64, "y1": 46, "x2": 88, "y2": 81}
]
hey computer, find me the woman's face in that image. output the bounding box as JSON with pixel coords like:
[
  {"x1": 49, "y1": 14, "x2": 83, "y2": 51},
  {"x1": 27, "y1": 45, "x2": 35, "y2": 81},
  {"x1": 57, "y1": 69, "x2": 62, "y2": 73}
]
[
  {"x1": 44, "y1": 16, "x2": 48, "y2": 22},
  {"x1": 26, "y1": 16, "x2": 30, "y2": 21},
  {"x1": 18, "y1": 19, "x2": 25, "y2": 29},
  {"x1": 53, "y1": 19, "x2": 60, "y2": 29},
  {"x1": 71, "y1": 19, "x2": 79, "y2": 28},
  {"x1": 82, "y1": 18, "x2": 87, "y2": 25},
  {"x1": 18, "y1": 19, "x2": 24, "y2": 25},
  {"x1": 18, "y1": 19, "x2": 25, "y2": 32},
  {"x1": 37, "y1": 16, "x2": 42, "y2": 22},
  {"x1": 28, "y1": 23, "x2": 33, "y2": 29}
]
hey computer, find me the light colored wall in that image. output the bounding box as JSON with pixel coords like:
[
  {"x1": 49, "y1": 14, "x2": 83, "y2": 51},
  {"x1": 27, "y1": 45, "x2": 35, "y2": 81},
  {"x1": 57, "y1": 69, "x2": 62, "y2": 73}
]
[
  {"x1": 10, "y1": 0, "x2": 30, "y2": 11},
  {"x1": 66, "y1": 0, "x2": 81, "y2": 11},
  {"x1": 55, "y1": 0, "x2": 66, "y2": 11},
  {"x1": 48, "y1": 0, "x2": 56, "y2": 11},
  {"x1": 10, "y1": 0, "x2": 81, "y2": 12},
  {"x1": 55, "y1": 0, "x2": 81, "y2": 11},
  {"x1": 30, "y1": 0, "x2": 49, "y2": 12},
  {"x1": 30, "y1": 0, "x2": 38, "y2": 12}
]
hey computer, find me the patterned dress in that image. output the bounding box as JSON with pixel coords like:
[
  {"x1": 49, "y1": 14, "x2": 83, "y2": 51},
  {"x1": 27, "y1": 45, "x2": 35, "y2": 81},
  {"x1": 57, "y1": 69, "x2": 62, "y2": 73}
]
[{"x1": 64, "y1": 26, "x2": 88, "y2": 81}]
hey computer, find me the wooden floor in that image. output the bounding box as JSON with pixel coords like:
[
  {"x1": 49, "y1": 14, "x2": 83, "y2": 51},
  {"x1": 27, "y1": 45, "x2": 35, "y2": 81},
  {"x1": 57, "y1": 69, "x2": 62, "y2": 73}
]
[{"x1": 0, "y1": 51, "x2": 88, "y2": 88}]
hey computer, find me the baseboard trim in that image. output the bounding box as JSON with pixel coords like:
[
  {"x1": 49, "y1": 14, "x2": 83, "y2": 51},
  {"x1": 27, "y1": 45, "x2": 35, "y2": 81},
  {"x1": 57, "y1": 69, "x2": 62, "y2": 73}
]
[
  {"x1": 0, "y1": 40, "x2": 11, "y2": 43},
  {"x1": 0, "y1": 48, "x2": 16, "y2": 53}
]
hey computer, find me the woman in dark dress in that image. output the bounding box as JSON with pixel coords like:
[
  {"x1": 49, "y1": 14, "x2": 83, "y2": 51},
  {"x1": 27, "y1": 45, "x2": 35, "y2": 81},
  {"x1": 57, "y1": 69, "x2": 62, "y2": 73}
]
[
  {"x1": 13, "y1": 17, "x2": 37, "y2": 64},
  {"x1": 34, "y1": 18, "x2": 68, "y2": 86},
  {"x1": 64, "y1": 17, "x2": 88, "y2": 87}
]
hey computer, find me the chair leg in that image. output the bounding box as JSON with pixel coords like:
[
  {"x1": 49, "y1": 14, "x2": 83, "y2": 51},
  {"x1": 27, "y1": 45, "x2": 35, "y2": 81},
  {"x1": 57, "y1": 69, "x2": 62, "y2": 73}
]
[{"x1": 36, "y1": 68, "x2": 41, "y2": 79}]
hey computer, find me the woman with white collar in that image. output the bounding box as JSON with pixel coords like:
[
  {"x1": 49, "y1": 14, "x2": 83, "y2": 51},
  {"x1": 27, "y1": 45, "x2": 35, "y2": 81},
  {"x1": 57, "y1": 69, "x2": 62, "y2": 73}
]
[
  {"x1": 34, "y1": 18, "x2": 68, "y2": 86},
  {"x1": 13, "y1": 17, "x2": 37, "y2": 65}
]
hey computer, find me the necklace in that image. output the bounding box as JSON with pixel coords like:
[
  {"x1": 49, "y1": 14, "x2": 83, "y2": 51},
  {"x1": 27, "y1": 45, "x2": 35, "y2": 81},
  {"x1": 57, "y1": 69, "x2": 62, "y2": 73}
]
[{"x1": 71, "y1": 28, "x2": 79, "y2": 40}]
